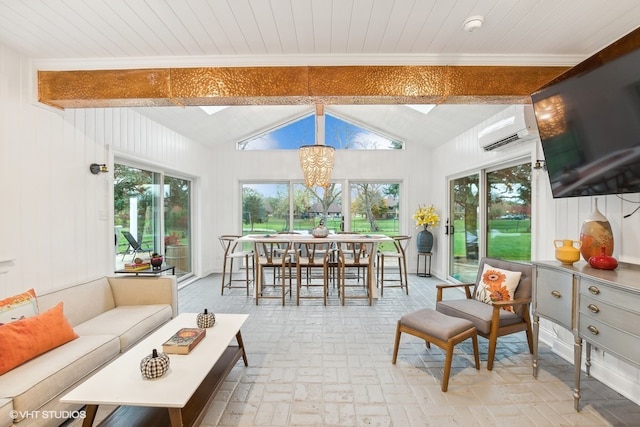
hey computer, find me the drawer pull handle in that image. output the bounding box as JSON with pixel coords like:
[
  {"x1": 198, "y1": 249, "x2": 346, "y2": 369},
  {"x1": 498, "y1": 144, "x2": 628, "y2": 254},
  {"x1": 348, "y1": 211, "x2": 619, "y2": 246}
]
[
  {"x1": 587, "y1": 325, "x2": 599, "y2": 335},
  {"x1": 550, "y1": 290, "x2": 562, "y2": 298},
  {"x1": 587, "y1": 304, "x2": 600, "y2": 313},
  {"x1": 588, "y1": 286, "x2": 600, "y2": 295}
]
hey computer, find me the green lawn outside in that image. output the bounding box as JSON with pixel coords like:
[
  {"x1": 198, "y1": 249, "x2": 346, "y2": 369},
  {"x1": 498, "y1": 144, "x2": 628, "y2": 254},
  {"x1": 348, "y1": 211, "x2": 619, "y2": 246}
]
[
  {"x1": 242, "y1": 216, "x2": 400, "y2": 251},
  {"x1": 452, "y1": 219, "x2": 531, "y2": 261}
]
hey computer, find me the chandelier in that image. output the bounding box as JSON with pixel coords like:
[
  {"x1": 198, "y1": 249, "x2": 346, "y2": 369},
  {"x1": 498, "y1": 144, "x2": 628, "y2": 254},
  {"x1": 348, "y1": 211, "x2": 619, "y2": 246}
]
[
  {"x1": 299, "y1": 144, "x2": 335, "y2": 188},
  {"x1": 299, "y1": 104, "x2": 335, "y2": 188}
]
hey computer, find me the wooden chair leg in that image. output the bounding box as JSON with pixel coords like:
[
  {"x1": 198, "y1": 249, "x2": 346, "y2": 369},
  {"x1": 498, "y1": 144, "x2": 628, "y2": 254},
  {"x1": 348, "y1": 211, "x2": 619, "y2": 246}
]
[
  {"x1": 221, "y1": 257, "x2": 228, "y2": 295},
  {"x1": 392, "y1": 321, "x2": 402, "y2": 364},
  {"x1": 471, "y1": 334, "x2": 480, "y2": 370},
  {"x1": 487, "y1": 336, "x2": 497, "y2": 371},
  {"x1": 442, "y1": 342, "x2": 454, "y2": 392},
  {"x1": 402, "y1": 256, "x2": 409, "y2": 295}
]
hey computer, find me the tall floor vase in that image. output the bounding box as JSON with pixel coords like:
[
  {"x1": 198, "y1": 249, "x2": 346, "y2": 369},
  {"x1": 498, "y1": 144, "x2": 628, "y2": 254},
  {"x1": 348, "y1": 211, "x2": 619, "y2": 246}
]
[
  {"x1": 579, "y1": 199, "x2": 613, "y2": 262},
  {"x1": 416, "y1": 228, "x2": 434, "y2": 253}
]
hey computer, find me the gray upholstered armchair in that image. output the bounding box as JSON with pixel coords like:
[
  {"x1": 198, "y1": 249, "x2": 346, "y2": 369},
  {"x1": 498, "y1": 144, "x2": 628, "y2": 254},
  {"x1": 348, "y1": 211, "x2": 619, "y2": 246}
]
[{"x1": 435, "y1": 257, "x2": 533, "y2": 370}]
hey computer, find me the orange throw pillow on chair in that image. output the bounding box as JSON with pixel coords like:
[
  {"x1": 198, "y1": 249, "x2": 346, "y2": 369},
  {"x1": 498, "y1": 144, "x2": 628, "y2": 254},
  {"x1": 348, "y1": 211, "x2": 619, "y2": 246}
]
[{"x1": 0, "y1": 302, "x2": 78, "y2": 375}]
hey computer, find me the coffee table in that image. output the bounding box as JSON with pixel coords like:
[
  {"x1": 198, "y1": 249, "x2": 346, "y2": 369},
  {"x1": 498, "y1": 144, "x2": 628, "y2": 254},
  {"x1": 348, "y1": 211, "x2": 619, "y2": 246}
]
[{"x1": 61, "y1": 313, "x2": 248, "y2": 427}]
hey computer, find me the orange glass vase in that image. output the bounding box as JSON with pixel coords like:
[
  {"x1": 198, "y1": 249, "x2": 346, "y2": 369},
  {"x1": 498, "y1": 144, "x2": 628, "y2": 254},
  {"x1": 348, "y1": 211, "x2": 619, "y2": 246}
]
[{"x1": 579, "y1": 200, "x2": 613, "y2": 262}]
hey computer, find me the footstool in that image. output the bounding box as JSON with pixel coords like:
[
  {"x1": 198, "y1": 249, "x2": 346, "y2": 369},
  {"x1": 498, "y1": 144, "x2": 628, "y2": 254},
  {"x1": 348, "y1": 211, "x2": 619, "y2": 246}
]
[{"x1": 392, "y1": 308, "x2": 479, "y2": 391}]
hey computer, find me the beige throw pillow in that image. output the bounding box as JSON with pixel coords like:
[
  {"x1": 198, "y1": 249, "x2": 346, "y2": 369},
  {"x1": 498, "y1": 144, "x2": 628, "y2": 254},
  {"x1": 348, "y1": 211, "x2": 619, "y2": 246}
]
[{"x1": 474, "y1": 264, "x2": 521, "y2": 312}]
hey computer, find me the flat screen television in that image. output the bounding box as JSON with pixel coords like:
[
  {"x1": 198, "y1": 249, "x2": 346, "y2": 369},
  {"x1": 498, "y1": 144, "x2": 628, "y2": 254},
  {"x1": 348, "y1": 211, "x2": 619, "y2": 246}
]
[{"x1": 531, "y1": 46, "x2": 640, "y2": 198}]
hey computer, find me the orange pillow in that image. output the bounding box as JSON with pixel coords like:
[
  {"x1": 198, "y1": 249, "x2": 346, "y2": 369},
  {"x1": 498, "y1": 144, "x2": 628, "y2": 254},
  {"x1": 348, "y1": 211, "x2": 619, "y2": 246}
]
[{"x1": 0, "y1": 302, "x2": 78, "y2": 375}]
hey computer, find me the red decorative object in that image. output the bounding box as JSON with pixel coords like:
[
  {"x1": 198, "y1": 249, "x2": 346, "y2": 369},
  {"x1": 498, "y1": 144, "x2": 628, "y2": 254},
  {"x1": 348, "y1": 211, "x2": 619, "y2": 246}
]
[
  {"x1": 588, "y1": 247, "x2": 618, "y2": 270},
  {"x1": 150, "y1": 256, "x2": 163, "y2": 270}
]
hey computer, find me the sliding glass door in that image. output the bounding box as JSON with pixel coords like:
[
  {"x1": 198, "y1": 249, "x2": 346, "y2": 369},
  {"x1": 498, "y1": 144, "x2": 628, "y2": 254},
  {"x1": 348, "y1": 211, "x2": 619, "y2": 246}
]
[
  {"x1": 164, "y1": 176, "x2": 192, "y2": 276},
  {"x1": 448, "y1": 161, "x2": 531, "y2": 282},
  {"x1": 449, "y1": 174, "x2": 480, "y2": 282},
  {"x1": 114, "y1": 163, "x2": 193, "y2": 278},
  {"x1": 486, "y1": 163, "x2": 531, "y2": 261}
]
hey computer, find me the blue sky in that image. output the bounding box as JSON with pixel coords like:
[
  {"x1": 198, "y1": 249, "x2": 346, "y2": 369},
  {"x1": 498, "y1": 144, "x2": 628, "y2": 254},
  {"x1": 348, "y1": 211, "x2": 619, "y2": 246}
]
[{"x1": 241, "y1": 113, "x2": 399, "y2": 150}]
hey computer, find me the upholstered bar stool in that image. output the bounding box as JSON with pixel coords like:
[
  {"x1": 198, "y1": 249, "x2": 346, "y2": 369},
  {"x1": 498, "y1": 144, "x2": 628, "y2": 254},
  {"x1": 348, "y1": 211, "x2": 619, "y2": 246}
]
[
  {"x1": 218, "y1": 235, "x2": 254, "y2": 296},
  {"x1": 392, "y1": 308, "x2": 479, "y2": 392}
]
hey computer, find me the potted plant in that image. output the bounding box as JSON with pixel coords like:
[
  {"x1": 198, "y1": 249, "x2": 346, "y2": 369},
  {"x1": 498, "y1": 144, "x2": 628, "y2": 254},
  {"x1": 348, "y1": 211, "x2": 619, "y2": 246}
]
[{"x1": 413, "y1": 205, "x2": 440, "y2": 253}]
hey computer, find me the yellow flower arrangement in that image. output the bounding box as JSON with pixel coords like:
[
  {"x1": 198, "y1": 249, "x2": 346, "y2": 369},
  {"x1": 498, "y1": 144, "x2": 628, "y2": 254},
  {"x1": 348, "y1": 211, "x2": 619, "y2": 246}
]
[{"x1": 413, "y1": 205, "x2": 440, "y2": 229}]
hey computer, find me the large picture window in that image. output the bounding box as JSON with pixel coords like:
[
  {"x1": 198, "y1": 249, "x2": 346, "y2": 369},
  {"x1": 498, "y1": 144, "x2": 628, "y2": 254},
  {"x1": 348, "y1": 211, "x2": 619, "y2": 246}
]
[{"x1": 241, "y1": 181, "x2": 400, "y2": 253}]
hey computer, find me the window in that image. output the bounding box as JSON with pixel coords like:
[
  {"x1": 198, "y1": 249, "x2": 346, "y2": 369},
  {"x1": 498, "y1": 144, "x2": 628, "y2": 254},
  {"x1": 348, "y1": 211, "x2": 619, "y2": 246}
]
[
  {"x1": 114, "y1": 163, "x2": 193, "y2": 278},
  {"x1": 349, "y1": 183, "x2": 400, "y2": 235},
  {"x1": 238, "y1": 113, "x2": 403, "y2": 150},
  {"x1": 242, "y1": 183, "x2": 290, "y2": 233},
  {"x1": 164, "y1": 176, "x2": 192, "y2": 276},
  {"x1": 486, "y1": 164, "x2": 531, "y2": 260},
  {"x1": 242, "y1": 181, "x2": 400, "y2": 252},
  {"x1": 448, "y1": 161, "x2": 531, "y2": 282}
]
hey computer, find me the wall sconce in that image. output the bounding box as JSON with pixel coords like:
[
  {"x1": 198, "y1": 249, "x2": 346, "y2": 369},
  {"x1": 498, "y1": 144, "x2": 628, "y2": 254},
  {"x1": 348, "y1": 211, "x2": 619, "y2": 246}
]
[
  {"x1": 533, "y1": 160, "x2": 546, "y2": 170},
  {"x1": 89, "y1": 163, "x2": 109, "y2": 174}
]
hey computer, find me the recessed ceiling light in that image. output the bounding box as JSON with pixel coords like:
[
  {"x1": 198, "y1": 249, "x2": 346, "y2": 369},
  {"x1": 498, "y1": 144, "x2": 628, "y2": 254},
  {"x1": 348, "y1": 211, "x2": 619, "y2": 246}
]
[{"x1": 462, "y1": 15, "x2": 484, "y2": 33}]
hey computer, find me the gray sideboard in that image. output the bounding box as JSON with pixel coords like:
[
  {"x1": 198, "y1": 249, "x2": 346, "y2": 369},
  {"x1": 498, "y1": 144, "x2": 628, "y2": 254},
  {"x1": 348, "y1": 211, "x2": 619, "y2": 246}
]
[{"x1": 532, "y1": 261, "x2": 640, "y2": 411}]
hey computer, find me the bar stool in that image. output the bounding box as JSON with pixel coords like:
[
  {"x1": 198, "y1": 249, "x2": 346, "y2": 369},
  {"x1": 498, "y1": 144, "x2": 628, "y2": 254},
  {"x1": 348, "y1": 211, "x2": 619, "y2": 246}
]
[
  {"x1": 376, "y1": 235, "x2": 411, "y2": 296},
  {"x1": 256, "y1": 241, "x2": 294, "y2": 305},
  {"x1": 335, "y1": 240, "x2": 374, "y2": 305},
  {"x1": 294, "y1": 241, "x2": 332, "y2": 305},
  {"x1": 218, "y1": 235, "x2": 254, "y2": 296}
]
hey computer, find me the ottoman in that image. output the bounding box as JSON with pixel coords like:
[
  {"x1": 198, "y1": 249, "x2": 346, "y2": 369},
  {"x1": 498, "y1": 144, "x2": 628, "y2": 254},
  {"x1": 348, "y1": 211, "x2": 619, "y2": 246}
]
[{"x1": 392, "y1": 308, "x2": 479, "y2": 391}]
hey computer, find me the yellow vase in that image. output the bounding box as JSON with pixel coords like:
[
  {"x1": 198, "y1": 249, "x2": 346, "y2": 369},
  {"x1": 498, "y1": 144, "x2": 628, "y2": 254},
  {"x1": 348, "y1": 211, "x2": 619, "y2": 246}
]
[{"x1": 554, "y1": 239, "x2": 581, "y2": 265}]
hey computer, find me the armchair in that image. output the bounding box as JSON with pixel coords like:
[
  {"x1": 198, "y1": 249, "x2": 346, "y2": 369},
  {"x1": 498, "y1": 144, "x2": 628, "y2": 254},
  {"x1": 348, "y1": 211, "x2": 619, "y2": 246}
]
[{"x1": 435, "y1": 257, "x2": 533, "y2": 370}]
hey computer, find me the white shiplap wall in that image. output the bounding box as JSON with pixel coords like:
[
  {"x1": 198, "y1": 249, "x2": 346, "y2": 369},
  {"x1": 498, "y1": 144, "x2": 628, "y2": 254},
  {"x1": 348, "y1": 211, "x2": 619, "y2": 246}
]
[
  {"x1": 0, "y1": 42, "x2": 213, "y2": 296},
  {"x1": 432, "y1": 105, "x2": 640, "y2": 405}
]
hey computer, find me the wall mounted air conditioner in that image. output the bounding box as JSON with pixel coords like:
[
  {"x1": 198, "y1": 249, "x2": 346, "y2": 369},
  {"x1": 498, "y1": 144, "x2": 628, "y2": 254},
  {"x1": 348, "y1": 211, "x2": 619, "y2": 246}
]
[{"x1": 479, "y1": 105, "x2": 539, "y2": 152}]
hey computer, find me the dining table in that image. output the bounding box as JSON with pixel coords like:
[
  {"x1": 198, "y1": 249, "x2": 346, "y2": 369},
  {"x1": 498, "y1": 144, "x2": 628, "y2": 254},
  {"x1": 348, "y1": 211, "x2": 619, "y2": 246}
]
[{"x1": 237, "y1": 233, "x2": 393, "y2": 301}]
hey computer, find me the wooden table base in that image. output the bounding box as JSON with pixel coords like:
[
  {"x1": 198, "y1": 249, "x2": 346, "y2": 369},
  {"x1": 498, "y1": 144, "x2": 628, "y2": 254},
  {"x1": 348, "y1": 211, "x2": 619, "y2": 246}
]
[{"x1": 84, "y1": 332, "x2": 247, "y2": 427}]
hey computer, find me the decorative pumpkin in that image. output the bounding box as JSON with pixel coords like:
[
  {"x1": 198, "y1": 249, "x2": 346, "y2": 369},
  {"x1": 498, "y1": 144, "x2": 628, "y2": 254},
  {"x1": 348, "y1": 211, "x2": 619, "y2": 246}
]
[
  {"x1": 140, "y1": 348, "x2": 170, "y2": 379},
  {"x1": 311, "y1": 220, "x2": 329, "y2": 238},
  {"x1": 196, "y1": 309, "x2": 216, "y2": 328}
]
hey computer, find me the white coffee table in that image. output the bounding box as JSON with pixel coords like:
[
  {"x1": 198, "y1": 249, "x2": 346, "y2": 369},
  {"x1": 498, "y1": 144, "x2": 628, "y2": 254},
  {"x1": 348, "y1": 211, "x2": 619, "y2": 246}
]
[{"x1": 61, "y1": 313, "x2": 248, "y2": 427}]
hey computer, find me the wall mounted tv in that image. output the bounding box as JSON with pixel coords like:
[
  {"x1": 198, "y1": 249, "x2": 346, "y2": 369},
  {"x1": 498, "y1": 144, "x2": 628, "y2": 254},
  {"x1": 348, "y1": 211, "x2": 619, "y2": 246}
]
[{"x1": 531, "y1": 47, "x2": 640, "y2": 198}]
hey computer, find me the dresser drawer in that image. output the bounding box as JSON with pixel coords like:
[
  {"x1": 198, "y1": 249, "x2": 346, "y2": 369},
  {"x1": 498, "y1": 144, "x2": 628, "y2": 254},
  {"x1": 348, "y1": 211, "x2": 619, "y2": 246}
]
[
  {"x1": 580, "y1": 295, "x2": 640, "y2": 337},
  {"x1": 579, "y1": 278, "x2": 640, "y2": 314},
  {"x1": 535, "y1": 267, "x2": 573, "y2": 329},
  {"x1": 579, "y1": 313, "x2": 640, "y2": 368}
]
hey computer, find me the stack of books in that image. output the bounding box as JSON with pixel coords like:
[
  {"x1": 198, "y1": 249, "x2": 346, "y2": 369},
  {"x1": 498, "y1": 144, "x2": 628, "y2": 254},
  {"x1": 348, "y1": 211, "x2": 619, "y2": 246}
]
[{"x1": 124, "y1": 261, "x2": 151, "y2": 271}]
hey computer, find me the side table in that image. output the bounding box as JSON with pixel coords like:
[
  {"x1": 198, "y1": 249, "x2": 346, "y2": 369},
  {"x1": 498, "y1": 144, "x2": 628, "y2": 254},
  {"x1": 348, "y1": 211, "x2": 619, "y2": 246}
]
[
  {"x1": 114, "y1": 265, "x2": 176, "y2": 276},
  {"x1": 416, "y1": 252, "x2": 432, "y2": 277}
]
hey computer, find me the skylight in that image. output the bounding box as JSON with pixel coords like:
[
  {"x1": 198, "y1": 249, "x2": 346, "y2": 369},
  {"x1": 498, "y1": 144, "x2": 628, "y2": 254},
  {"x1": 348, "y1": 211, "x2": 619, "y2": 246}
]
[
  {"x1": 199, "y1": 106, "x2": 228, "y2": 115},
  {"x1": 405, "y1": 104, "x2": 436, "y2": 115}
]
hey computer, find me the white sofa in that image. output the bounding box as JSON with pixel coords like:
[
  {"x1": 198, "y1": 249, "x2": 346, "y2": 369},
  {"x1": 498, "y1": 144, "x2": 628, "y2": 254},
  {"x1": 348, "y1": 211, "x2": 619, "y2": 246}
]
[{"x1": 0, "y1": 275, "x2": 178, "y2": 427}]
